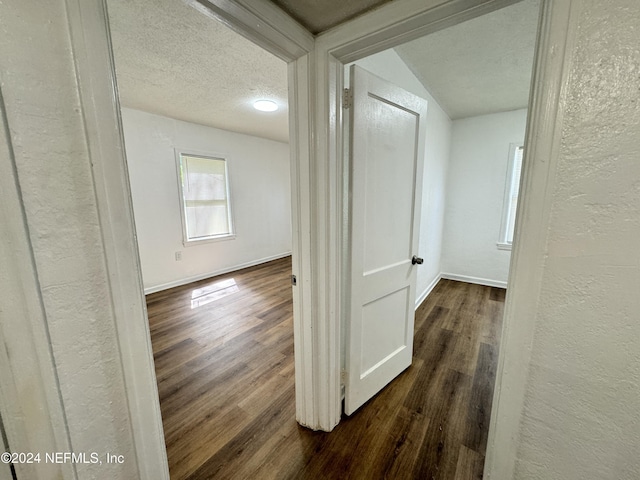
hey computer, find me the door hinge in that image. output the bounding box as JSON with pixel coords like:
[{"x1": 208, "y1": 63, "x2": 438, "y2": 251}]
[
  {"x1": 340, "y1": 369, "x2": 347, "y2": 384},
  {"x1": 342, "y1": 88, "x2": 353, "y2": 109}
]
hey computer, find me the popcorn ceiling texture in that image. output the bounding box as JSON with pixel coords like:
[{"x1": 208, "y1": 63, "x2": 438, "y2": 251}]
[
  {"x1": 395, "y1": 0, "x2": 539, "y2": 120},
  {"x1": 108, "y1": 0, "x2": 289, "y2": 143},
  {"x1": 0, "y1": 1, "x2": 138, "y2": 478},
  {"x1": 511, "y1": 0, "x2": 640, "y2": 478}
]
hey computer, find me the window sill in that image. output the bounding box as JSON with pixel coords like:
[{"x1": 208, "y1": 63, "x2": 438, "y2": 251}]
[
  {"x1": 496, "y1": 242, "x2": 512, "y2": 251},
  {"x1": 183, "y1": 234, "x2": 236, "y2": 247}
]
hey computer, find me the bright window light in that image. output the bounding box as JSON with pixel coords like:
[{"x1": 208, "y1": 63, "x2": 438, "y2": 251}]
[
  {"x1": 497, "y1": 143, "x2": 524, "y2": 250},
  {"x1": 177, "y1": 152, "x2": 234, "y2": 245}
]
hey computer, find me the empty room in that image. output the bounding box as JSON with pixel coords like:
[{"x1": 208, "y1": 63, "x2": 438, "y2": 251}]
[{"x1": 3, "y1": 1, "x2": 639, "y2": 480}]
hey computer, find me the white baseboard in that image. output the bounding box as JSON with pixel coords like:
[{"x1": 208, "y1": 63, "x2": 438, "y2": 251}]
[
  {"x1": 415, "y1": 274, "x2": 442, "y2": 310},
  {"x1": 441, "y1": 272, "x2": 507, "y2": 289},
  {"x1": 144, "y1": 252, "x2": 292, "y2": 294}
]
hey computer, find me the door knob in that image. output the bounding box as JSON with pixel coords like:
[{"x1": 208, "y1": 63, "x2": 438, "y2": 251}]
[{"x1": 412, "y1": 255, "x2": 424, "y2": 265}]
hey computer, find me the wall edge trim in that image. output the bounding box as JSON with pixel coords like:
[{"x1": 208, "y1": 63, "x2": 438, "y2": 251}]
[
  {"x1": 415, "y1": 273, "x2": 442, "y2": 310},
  {"x1": 144, "y1": 252, "x2": 293, "y2": 294},
  {"x1": 441, "y1": 272, "x2": 507, "y2": 289}
]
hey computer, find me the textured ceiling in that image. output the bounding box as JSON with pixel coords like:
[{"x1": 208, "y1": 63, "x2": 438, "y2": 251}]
[
  {"x1": 269, "y1": 0, "x2": 394, "y2": 34},
  {"x1": 108, "y1": 0, "x2": 539, "y2": 143},
  {"x1": 395, "y1": 0, "x2": 540, "y2": 119},
  {"x1": 107, "y1": 0, "x2": 289, "y2": 143}
]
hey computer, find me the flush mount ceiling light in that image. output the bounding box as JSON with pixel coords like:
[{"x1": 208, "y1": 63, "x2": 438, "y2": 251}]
[{"x1": 253, "y1": 100, "x2": 278, "y2": 112}]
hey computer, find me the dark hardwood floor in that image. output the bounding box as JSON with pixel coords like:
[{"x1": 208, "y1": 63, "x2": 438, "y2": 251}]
[{"x1": 146, "y1": 256, "x2": 504, "y2": 479}]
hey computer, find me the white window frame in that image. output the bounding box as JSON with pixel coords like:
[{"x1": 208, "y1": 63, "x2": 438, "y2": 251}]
[
  {"x1": 498, "y1": 142, "x2": 524, "y2": 250},
  {"x1": 175, "y1": 148, "x2": 236, "y2": 246}
]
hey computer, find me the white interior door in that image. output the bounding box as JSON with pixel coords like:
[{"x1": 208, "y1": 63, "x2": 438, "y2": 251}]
[{"x1": 345, "y1": 65, "x2": 427, "y2": 415}]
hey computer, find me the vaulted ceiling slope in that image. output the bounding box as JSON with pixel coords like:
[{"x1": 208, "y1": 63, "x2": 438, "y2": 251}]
[
  {"x1": 270, "y1": 0, "x2": 394, "y2": 34},
  {"x1": 107, "y1": 0, "x2": 289, "y2": 143},
  {"x1": 394, "y1": 0, "x2": 540, "y2": 120}
]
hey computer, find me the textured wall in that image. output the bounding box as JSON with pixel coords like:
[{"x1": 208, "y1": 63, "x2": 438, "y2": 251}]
[
  {"x1": 122, "y1": 108, "x2": 292, "y2": 292},
  {"x1": 442, "y1": 109, "x2": 528, "y2": 286},
  {"x1": 0, "y1": 1, "x2": 138, "y2": 478},
  {"x1": 499, "y1": 0, "x2": 640, "y2": 478}
]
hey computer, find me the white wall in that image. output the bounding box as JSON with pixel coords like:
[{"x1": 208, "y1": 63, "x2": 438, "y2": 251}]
[
  {"x1": 488, "y1": 1, "x2": 640, "y2": 478},
  {"x1": 0, "y1": 1, "x2": 139, "y2": 478},
  {"x1": 121, "y1": 108, "x2": 292, "y2": 292},
  {"x1": 352, "y1": 49, "x2": 453, "y2": 304},
  {"x1": 442, "y1": 109, "x2": 528, "y2": 287}
]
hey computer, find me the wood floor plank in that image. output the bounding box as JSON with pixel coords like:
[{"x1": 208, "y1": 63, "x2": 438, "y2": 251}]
[
  {"x1": 374, "y1": 406, "x2": 431, "y2": 479},
  {"x1": 463, "y1": 342, "x2": 499, "y2": 455},
  {"x1": 489, "y1": 287, "x2": 506, "y2": 302},
  {"x1": 187, "y1": 385, "x2": 296, "y2": 480},
  {"x1": 166, "y1": 405, "x2": 249, "y2": 480},
  {"x1": 411, "y1": 368, "x2": 473, "y2": 479},
  {"x1": 145, "y1": 258, "x2": 505, "y2": 479},
  {"x1": 333, "y1": 360, "x2": 425, "y2": 479},
  {"x1": 454, "y1": 445, "x2": 485, "y2": 480}
]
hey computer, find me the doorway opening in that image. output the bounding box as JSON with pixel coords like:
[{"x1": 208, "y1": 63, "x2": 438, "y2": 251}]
[
  {"x1": 337, "y1": 0, "x2": 539, "y2": 475},
  {"x1": 106, "y1": 0, "x2": 294, "y2": 477}
]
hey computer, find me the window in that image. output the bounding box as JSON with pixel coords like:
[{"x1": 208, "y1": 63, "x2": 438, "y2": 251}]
[
  {"x1": 498, "y1": 143, "x2": 524, "y2": 250},
  {"x1": 176, "y1": 151, "x2": 234, "y2": 245}
]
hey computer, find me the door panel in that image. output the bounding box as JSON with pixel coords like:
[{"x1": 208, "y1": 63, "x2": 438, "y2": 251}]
[
  {"x1": 361, "y1": 286, "x2": 411, "y2": 375},
  {"x1": 362, "y1": 97, "x2": 417, "y2": 273},
  {"x1": 345, "y1": 65, "x2": 427, "y2": 415}
]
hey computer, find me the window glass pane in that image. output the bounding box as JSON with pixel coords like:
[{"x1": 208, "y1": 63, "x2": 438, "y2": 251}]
[
  {"x1": 180, "y1": 154, "x2": 232, "y2": 240},
  {"x1": 506, "y1": 146, "x2": 524, "y2": 243}
]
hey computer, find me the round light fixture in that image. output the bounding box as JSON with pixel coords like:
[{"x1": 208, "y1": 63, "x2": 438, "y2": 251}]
[{"x1": 253, "y1": 100, "x2": 278, "y2": 112}]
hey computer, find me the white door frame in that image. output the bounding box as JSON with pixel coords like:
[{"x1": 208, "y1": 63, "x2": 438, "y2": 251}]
[
  {"x1": 310, "y1": 0, "x2": 534, "y2": 432},
  {"x1": 23, "y1": 0, "x2": 579, "y2": 478},
  {"x1": 308, "y1": 3, "x2": 578, "y2": 480}
]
